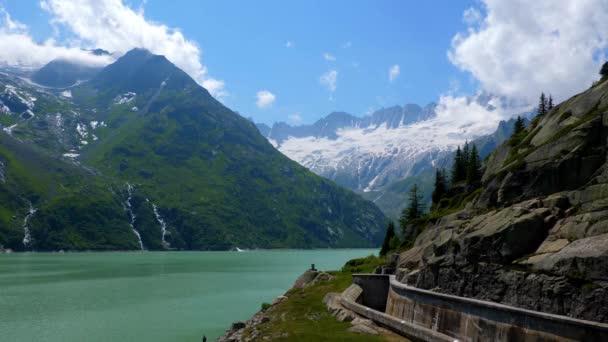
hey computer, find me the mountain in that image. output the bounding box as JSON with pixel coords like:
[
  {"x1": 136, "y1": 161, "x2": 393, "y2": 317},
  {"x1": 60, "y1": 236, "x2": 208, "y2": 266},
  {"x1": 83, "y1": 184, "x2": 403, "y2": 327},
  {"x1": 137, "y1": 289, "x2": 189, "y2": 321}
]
[
  {"x1": 32, "y1": 59, "x2": 102, "y2": 88},
  {"x1": 258, "y1": 103, "x2": 528, "y2": 218},
  {"x1": 0, "y1": 48, "x2": 386, "y2": 251},
  {"x1": 367, "y1": 116, "x2": 527, "y2": 219},
  {"x1": 393, "y1": 78, "x2": 608, "y2": 322}
]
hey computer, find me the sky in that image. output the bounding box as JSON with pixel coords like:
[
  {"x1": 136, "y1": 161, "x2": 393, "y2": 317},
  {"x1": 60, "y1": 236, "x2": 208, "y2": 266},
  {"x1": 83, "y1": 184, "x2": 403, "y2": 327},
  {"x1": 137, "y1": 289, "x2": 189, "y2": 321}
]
[{"x1": 1, "y1": 0, "x2": 608, "y2": 128}]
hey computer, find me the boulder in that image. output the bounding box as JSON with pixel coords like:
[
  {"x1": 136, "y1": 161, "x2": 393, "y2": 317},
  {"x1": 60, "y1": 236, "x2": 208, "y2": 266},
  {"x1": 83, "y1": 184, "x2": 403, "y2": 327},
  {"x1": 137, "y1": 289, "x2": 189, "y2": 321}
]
[{"x1": 532, "y1": 233, "x2": 608, "y2": 281}]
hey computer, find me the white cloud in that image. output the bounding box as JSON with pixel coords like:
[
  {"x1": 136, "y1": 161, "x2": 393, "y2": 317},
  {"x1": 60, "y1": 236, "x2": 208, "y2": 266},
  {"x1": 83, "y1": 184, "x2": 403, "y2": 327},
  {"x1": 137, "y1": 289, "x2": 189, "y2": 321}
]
[
  {"x1": 462, "y1": 7, "x2": 482, "y2": 25},
  {"x1": 323, "y1": 52, "x2": 336, "y2": 62},
  {"x1": 288, "y1": 113, "x2": 302, "y2": 123},
  {"x1": 256, "y1": 90, "x2": 276, "y2": 109},
  {"x1": 9, "y1": 0, "x2": 227, "y2": 98},
  {"x1": 320, "y1": 69, "x2": 337, "y2": 92},
  {"x1": 389, "y1": 64, "x2": 400, "y2": 82},
  {"x1": 285, "y1": 40, "x2": 294, "y2": 48},
  {"x1": 449, "y1": 0, "x2": 608, "y2": 103},
  {"x1": 0, "y1": 7, "x2": 113, "y2": 67}
]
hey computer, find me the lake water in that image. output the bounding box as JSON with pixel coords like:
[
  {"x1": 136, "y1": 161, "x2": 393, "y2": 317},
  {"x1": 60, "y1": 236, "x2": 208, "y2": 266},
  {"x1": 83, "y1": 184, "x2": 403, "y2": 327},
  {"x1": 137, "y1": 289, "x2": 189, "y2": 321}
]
[{"x1": 0, "y1": 249, "x2": 376, "y2": 341}]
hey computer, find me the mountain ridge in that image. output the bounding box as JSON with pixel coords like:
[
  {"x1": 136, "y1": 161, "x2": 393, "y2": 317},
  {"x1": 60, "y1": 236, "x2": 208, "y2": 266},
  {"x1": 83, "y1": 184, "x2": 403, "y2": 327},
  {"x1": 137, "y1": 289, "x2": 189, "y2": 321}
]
[{"x1": 0, "y1": 48, "x2": 387, "y2": 251}]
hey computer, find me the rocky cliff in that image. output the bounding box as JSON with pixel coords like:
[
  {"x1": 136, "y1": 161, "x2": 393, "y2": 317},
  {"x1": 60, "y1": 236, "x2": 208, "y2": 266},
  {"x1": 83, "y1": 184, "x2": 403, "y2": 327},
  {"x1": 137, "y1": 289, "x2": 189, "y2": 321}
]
[{"x1": 396, "y1": 79, "x2": 608, "y2": 323}]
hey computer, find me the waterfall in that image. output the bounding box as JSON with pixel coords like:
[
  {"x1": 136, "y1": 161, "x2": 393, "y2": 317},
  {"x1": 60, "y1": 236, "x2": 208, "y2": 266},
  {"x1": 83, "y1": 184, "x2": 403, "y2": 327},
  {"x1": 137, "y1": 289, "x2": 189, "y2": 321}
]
[
  {"x1": 22, "y1": 203, "x2": 36, "y2": 247},
  {"x1": 125, "y1": 183, "x2": 144, "y2": 250},
  {"x1": 152, "y1": 203, "x2": 170, "y2": 249}
]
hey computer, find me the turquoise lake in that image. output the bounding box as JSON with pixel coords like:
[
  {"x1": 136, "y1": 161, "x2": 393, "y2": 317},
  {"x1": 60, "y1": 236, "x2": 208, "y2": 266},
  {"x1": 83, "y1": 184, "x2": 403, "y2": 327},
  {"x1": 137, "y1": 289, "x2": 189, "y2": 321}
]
[{"x1": 0, "y1": 249, "x2": 376, "y2": 341}]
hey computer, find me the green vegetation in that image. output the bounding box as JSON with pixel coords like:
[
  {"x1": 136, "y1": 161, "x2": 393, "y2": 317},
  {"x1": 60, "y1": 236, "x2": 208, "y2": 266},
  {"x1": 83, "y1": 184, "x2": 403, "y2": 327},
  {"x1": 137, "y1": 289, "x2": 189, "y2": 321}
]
[
  {"x1": 0, "y1": 49, "x2": 387, "y2": 251},
  {"x1": 431, "y1": 169, "x2": 448, "y2": 205},
  {"x1": 600, "y1": 61, "x2": 608, "y2": 79},
  {"x1": 379, "y1": 221, "x2": 396, "y2": 256},
  {"x1": 380, "y1": 141, "x2": 485, "y2": 255},
  {"x1": 241, "y1": 255, "x2": 406, "y2": 341}
]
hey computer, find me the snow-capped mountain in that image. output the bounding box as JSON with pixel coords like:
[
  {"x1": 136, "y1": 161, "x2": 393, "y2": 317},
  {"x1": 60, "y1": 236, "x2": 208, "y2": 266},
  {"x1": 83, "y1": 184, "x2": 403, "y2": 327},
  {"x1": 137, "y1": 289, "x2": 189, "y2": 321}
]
[{"x1": 258, "y1": 103, "x2": 529, "y2": 217}]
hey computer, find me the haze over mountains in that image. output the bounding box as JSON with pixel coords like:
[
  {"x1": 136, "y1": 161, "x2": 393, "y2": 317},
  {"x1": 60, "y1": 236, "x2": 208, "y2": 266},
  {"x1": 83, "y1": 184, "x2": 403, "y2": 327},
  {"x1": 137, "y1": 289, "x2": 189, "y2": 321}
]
[{"x1": 0, "y1": 48, "x2": 386, "y2": 251}]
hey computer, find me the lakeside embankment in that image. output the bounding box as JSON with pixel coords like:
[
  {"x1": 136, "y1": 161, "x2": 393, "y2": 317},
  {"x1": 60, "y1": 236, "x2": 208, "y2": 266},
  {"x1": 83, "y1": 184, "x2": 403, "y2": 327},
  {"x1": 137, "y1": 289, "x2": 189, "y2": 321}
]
[{"x1": 216, "y1": 255, "x2": 407, "y2": 342}]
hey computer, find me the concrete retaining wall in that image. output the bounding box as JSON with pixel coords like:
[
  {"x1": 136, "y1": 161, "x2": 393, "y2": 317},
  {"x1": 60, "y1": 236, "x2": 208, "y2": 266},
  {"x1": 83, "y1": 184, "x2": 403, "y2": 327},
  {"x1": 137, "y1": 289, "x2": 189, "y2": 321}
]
[
  {"x1": 352, "y1": 274, "x2": 390, "y2": 312},
  {"x1": 341, "y1": 283, "x2": 455, "y2": 342},
  {"x1": 351, "y1": 274, "x2": 608, "y2": 342}
]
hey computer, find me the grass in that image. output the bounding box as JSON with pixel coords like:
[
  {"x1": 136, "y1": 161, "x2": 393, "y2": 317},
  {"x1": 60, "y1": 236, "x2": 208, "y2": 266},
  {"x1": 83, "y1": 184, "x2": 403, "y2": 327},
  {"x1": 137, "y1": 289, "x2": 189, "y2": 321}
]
[{"x1": 239, "y1": 255, "x2": 408, "y2": 341}]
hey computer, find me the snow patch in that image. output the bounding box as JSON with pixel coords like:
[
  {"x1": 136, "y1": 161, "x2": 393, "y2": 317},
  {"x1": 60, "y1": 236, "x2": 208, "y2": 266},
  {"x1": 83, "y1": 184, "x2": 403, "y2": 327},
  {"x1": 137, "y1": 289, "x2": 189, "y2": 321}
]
[
  {"x1": 4, "y1": 85, "x2": 35, "y2": 109},
  {"x1": 60, "y1": 90, "x2": 72, "y2": 98},
  {"x1": 76, "y1": 123, "x2": 88, "y2": 138},
  {"x1": 90, "y1": 121, "x2": 106, "y2": 130},
  {"x1": 62, "y1": 153, "x2": 79, "y2": 158},
  {"x1": 3, "y1": 124, "x2": 17, "y2": 134},
  {"x1": 114, "y1": 92, "x2": 136, "y2": 105},
  {"x1": 0, "y1": 102, "x2": 10, "y2": 114}
]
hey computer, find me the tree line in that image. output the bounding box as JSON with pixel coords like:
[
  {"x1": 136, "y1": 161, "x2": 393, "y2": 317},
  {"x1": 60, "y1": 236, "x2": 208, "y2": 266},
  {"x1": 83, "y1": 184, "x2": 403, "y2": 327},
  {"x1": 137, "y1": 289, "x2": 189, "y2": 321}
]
[{"x1": 380, "y1": 141, "x2": 482, "y2": 255}]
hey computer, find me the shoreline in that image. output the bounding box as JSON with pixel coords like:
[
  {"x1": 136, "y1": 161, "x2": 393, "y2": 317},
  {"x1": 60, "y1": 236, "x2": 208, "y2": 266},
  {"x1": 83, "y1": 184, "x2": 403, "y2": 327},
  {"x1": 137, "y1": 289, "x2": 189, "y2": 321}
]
[{"x1": 0, "y1": 247, "x2": 380, "y2": 254}]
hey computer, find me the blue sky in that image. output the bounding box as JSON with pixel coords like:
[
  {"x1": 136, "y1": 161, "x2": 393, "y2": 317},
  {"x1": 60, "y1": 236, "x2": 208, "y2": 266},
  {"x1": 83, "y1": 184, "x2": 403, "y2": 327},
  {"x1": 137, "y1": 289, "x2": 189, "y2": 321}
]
[
  {"x1": 3, "y1": 0, "x2": 478, "y2": 125},
  {"x1": 2, "y1": 1, "x2": 607, "y2": 129}
]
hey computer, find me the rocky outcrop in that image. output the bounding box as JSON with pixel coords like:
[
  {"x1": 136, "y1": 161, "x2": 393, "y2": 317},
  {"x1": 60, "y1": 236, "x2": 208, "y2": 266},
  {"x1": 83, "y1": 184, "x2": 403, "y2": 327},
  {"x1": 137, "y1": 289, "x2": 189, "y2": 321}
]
[{"x1": 397, "y1": 79, "x2": 608, "y2": 323}]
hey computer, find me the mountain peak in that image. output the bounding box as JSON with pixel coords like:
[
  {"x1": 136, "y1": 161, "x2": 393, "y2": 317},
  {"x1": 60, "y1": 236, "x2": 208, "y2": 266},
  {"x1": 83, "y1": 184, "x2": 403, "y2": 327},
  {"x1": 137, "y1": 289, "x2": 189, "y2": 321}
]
[{"x1": 89, "y1": 48, "x2": 199, "y2": 94}]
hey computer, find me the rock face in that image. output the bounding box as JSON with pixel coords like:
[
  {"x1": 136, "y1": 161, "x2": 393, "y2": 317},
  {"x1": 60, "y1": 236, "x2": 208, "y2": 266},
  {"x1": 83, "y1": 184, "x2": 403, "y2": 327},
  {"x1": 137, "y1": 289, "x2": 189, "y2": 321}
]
[{"x1": 397, "y1": 79, "x2": 608, "y2": 323}]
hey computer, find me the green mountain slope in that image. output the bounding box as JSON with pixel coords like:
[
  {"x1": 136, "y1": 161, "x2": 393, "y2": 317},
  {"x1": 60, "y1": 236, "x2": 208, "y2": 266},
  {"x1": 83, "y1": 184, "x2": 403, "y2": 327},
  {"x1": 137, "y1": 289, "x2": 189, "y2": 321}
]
[
  {"x1": 0, "y1": 132, "x2": 138, "y2": 251},
  {"x1": 0, "y1": 49, "x2": 386, "y2": 251}
]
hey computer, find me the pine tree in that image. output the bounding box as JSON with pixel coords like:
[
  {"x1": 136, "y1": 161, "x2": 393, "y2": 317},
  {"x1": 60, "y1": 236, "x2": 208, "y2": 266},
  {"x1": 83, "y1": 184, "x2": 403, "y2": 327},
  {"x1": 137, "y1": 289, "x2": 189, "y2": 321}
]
[
  {"x1": 400, "y1": 184, "x2": 425, "y2": 229},
  {"x1": 451, "y1": 144, "x2": 469, "y2": 184},
  {"x1": 462, "y1": 141, "x2": 471, "y2": 168},
  {"x1": 547, "y1": 95, "x2": 554, "y2": 111},
  {"x1": 380, "y1": 221, "x2": 396, "y2": 256},
  {"x1": 538, "y1": 93, "x2": 547, "y2": 116},
  {"x1": 451, "y1": 146, "x2": 463, "y2": 183},
  {"x1": 466, "y1": 144, "x2": 482, "y2": 185},
  {"x1": 601, "y1": 62, "x2": 608, "y2": 78},
  {"x1": 432, "y1": 168, "x2": 447, "y2": 204},
  {"x1": 512, "y1": 116, "x2": 525, "y2": 136}
]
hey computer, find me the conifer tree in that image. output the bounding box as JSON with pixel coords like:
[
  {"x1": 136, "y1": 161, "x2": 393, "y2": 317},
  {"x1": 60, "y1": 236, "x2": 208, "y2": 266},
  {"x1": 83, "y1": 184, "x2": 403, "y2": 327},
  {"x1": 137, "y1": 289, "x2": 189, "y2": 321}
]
[
  {"x1": 512, "y1": 116, "x2": 525, "y2": 137},
  {"x1": 380, "y1": 221, "x2": 396, "y2": 256},
  {"x1": 538, "y1": 93, "x2": 547, "y2": 116},
  {"x1": 451, "y1": 144, "x2": 469, "y2": 184},
  {"x1": 451, "y1": 146, "x2": 463, "y2": 183},
  {"x1": 462, "y1": 141, "x2": 470, "y2": 167},
  {"x1": 400, "y1": 184, "x2": 425, "y2": 229},
  {"x1": 600, "y1": 62, "x2": 608, "y2": 78},
  {"x1": 466, "y1": 144, "x2": 482, "y2": 185},
  {"x1": 547, "y1": 95, "x2": 554, "y2": 111},
  {"x1": 432, "y1": 168, "x2": 447, "y2": 204}
]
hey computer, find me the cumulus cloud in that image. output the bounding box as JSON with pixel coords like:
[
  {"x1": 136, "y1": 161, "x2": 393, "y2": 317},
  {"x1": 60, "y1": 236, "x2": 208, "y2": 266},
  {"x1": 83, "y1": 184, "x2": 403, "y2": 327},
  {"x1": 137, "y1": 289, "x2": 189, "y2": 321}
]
[
  {"x1": 288, "y1": 113, "x2": 303, "y2": 123},
  {"x1": 389, "y1": 64, "x2": 400, "y2": 82},
  {"x1": 0, "y1": 1, "x2": 225, "y2": 98},
  {"x1": 323, "y1": 52, "x2": 336, "y2": 62},
  {"x1": 449, "y1": 0, "x2": 608, "y2": 103},
  {"x1": 462, "y1": 7, "x2": 482, "y2": 25},
  {"x1": 0, "y1": 7, "x2": 113, "y2": 67},
  {"x1": 256, "y1": 90, "x2": 276, "y2": 109},
  {"x1": 39, "y1": 0, "x2": 226, "y2": 98},
  {"x1": 320, "y1": 69, "x2": 337, "y2": 92}
]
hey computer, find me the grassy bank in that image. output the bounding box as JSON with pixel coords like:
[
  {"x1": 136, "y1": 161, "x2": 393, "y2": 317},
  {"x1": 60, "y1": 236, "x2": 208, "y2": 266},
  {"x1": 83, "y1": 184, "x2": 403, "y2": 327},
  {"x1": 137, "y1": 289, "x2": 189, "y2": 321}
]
[{"x1": 238, "y1": 255, "x2": 407, "y2": 341}]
